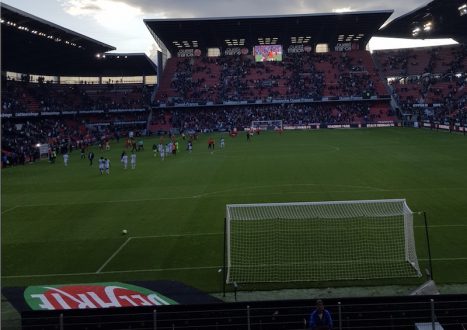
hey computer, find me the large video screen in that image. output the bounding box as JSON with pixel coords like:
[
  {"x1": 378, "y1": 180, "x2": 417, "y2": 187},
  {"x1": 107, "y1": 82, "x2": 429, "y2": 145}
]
[{"x1": 254, "y1": 45, "x2": 283, "y2": 62}]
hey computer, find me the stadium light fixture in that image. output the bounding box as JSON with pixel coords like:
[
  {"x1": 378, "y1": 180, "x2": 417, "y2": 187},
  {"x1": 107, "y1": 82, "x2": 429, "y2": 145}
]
[
  {"x1": 96, "y1": 53, "x2": 101, "y2": 58},
  {"x1": 412, "y1": 27, "x2": 421, "y2": 37},
  {"x1": 458, "y1": 4, "x2": 467, "y2": 16},
  {"x1": 423, "y1": 22, "x2": 432, "y2": 32},
  {"x1": 0, "y1": 19, "x2": 4, "y2": 24}
]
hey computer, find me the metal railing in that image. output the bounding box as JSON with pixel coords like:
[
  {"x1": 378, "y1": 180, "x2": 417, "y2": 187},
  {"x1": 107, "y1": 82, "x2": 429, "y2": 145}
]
[{"x1": 20, "y1": 297, "x2": 467, "y2": 330}]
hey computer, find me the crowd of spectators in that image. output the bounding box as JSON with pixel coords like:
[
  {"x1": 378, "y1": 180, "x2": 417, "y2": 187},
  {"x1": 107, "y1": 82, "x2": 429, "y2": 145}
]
[
  {"x1": 377, "y1": 45, "x2": 467, "y2": 124},
  {"x1": 169, "y1": 102, "x2": 392, "y2": 132},
  {"x1": 157, "y1": 50, "x2": 384, "y2": 104},
  {"x1": 1, "y1": 115, "x2": 148, "y2": 167},
  {"x1": 1, "y1": 78, "x2": 152, "y2": 114},
  {"x1": 375, "y1": 45, "x2": 467, "y2": 77}
]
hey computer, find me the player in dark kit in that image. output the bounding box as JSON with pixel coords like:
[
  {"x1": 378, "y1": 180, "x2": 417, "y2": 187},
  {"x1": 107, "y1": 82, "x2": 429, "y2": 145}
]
[{"x1": 88, "y1": 151, "x2": 95, "y2": 166}]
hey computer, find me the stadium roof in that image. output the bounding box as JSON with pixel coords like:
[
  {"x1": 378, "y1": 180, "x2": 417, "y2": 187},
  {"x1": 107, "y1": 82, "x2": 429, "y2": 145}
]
[
  {"x1": 1, "y1": 3, "x2": 115, "y2": 53},
  {"x1": 377, "y1": 0, "x2": 467, "y2": 43},
  {"x1": 1, "y1": 3, "x2": 157, "y2": 76},
  {"x1": 93, "y1": 53, "x2": 158, "y2": 76},
  {"x1": 144, "y1": 11, "x2": 393, "y2": 56}
]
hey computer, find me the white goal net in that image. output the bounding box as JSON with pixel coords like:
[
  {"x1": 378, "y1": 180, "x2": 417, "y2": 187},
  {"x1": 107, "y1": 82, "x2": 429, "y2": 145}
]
[{"x1": 225, "y1": 199, "x2": 421, "y2": 284}]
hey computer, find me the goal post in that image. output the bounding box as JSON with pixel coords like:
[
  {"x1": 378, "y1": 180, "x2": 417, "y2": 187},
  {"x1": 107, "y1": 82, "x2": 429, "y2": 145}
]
[
  {"x1": 225, "y1": 199, "x2": 422, "y2": 285},
  {"x1": 251, "y1": 120, "x2": 283, "y2": 131}
]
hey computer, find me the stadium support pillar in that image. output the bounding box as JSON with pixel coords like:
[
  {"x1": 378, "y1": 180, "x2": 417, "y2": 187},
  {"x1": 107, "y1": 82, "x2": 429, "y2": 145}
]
[
  {"x1": 246, "y1": 305, "x2": 251, "y2": 330},
  {"x1": 223, "y1": 217, "x2": 227, "y2": 297},
  {"x1": 338, "y1": 302, "x2": 342, "y2": 330},
  {"x1": 423, "y1": 212, "x2": 434, "y2": 280},
  {"x1": 153, "y1": 309, "x2": 157, "y2": 330},
  {"x1": 430, "y1": 299, "x2": 436, "y2": 330}
]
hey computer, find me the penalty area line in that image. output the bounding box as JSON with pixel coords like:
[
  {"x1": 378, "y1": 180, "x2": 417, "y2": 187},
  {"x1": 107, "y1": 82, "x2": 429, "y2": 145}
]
[
  {"x1": 2, "y1": 265, "x2": 223, "y2": 279},
  {"x1": 1, "y1": 206, "x2": 18, "y2": 214},
  {"x1": 96, "y1": 237, "x2": 132, "y2": 273},
  {"x1": 420, "y1": 257, "x2": 467, "y2": 261},
  {"x1": 130, "y1": 232, "x2": 223, "y2": 239}
]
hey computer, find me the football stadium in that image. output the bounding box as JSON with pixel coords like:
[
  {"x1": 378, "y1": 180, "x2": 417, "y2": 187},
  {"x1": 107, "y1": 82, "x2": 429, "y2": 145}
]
[{"x1": 1, "y1": 0, "x2": 467, "y2": 328}]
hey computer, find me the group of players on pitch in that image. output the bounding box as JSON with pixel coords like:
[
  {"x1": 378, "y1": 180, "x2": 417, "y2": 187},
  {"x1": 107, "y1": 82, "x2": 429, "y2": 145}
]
[{"x1": 66, "y1": 134, "x2": 229, "y2": 174}]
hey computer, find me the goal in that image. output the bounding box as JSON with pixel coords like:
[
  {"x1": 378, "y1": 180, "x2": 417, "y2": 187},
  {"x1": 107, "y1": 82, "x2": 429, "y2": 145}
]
[
  {"x1": 225, "y1": 199, "x2": 421, "y2": 284},
  {"x1": 251, "y1": 120, "x2": 283, "y2": 131}
]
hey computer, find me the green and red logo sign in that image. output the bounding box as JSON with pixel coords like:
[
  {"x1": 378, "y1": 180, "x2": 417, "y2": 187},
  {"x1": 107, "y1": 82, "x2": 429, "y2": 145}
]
[{"x1": 24, "y1": 282, "x2": 178, "y2": 310}]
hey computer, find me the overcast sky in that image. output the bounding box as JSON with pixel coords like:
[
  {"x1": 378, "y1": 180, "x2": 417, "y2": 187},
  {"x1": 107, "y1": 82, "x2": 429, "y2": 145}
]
[{"x1": 3, "y1": 0, "x2": 457, "y2": 58}]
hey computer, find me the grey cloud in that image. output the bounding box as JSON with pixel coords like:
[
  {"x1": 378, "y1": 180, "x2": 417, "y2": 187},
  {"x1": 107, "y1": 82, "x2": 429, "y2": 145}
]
[
  {"x1": 121, "y1": 0, "x2": 428, "y2": 19},
  {"x1": 81, "y1": 4, "x2": 101, "y2": 11}
]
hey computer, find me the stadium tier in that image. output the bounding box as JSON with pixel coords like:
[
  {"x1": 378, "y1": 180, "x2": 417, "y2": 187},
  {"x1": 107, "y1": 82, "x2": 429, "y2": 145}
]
[
  {"x1": 155, "y1": 50, "x2": 388, "y2": 104},
  {"x1": 374, "y1": 44, "x2": 466, "y2": 124},
  {"x1": 2, "y1": 79, "x2": 152, "y2": 114}
]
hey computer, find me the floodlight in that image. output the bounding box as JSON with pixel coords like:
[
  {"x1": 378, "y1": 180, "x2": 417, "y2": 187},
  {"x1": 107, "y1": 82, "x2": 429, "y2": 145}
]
[
  {"x1": 459, "y1": 4, "x2": 467, "y2": 16},
  {"x1": 423, "y1": 22, "x2": 432, "y2": 32}
]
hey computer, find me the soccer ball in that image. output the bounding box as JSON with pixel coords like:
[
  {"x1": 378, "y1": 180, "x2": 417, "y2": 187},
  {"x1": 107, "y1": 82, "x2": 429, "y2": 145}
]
[{"x1": 122, "y1": 229, "x2": 128, "y2": 235}]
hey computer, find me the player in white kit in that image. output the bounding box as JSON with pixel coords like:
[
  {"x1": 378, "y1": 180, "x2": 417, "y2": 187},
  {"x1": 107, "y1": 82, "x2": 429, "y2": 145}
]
[
  {"x1": 105, "y1": 158, "x2": 110, "y2": 175},
  {"x1": 131, "y1": 152, "x2": 136, "y2": 169},
  {"x1": 99, "y1": 157, "x2": 105, "y2": 175},
  {"x1": 63, "y1": 153, "x2": 69, "y2": 166},
  {"x1": 122, "y1": 154, "x2": 128, "y2": 169}
]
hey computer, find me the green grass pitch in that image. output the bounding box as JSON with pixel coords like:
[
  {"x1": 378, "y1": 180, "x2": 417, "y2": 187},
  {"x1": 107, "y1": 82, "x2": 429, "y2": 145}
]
[{"x1": 2, "y1": 127, "x2": 467, "y2": 292}]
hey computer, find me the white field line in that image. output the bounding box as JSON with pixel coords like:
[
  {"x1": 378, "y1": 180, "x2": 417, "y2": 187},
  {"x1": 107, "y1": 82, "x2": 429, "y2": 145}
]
[
  {"x1": 414, "y1": 224, "x2": 467, "y2": 228},
  {"x1": 1, "y1": 206, "x2": 18, "y2": 214},
  {"x1": 5, "y1": 185, "x2": 467, "y2": 210},
  {"x1": 419, "y1": 257, "x2": 467, "y2": 261},
  {"x1": 130, "y1": 232, "x2": 223, "y2": 239},
  {"x1": 4, "y1": 257, "x2": 467, "y2": 279},
  {"x1": 2, "y1": 266, "x2": 223, "y2": 279},
  {"x1": 95, "y1": 232, "x2": 222, "y2": 273},
  {"x1": 96, "y1": 237, "x2": 132, "y2": 273}
]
